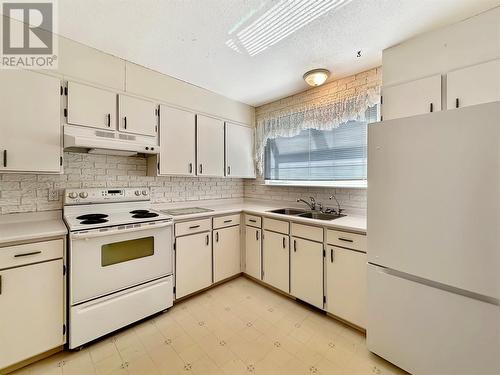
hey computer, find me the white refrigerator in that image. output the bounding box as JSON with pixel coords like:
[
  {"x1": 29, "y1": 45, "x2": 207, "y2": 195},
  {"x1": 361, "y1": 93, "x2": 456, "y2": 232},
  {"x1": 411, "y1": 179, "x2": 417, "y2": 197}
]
[{"x1": 367, "y1": 102, "x2": 500, "y2": 375}]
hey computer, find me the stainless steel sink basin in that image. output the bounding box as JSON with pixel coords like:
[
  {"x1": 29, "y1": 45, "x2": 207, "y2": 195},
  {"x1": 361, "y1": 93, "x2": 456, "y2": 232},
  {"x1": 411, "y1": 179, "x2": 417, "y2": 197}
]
[
  {"x1": 297, "y1": 212, "x2": 346, "y2": 221},
  {"x1": 268, "y1": 208, "x2": 307, "y2": 215}
]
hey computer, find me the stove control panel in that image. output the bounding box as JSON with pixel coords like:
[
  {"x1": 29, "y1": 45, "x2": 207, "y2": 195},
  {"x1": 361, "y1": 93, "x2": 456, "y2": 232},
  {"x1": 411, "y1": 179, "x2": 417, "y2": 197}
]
[{"x1": 64, "y1": 188, "x2": 150, "y2": 205}]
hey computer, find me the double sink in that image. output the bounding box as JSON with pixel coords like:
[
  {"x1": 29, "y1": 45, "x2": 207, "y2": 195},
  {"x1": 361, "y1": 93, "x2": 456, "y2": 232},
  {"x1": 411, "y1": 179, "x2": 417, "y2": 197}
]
[{"x1": 267, "y1": 208, "x2": 345, "y2": 221}]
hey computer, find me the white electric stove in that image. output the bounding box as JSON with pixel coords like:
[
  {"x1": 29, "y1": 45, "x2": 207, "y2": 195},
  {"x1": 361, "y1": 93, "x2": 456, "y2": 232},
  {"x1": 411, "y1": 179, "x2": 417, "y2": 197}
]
[{"x1": 64, "y1": 188, "x2": 174, "y2": 349}]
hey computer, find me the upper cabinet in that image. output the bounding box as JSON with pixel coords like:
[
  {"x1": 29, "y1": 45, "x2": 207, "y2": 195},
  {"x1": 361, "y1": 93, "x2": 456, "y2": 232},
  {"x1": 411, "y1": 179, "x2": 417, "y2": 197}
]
[
  {"x1": 382, "y1": 75, "x2": 441, "y2": 121},
  {"x1": 118, "y1": 94, "x2": 158, "y2": 137},
  {"x1": 0, "y1": 70, "x2": 61, "y2": 173},
  {"x1": 196, "y1": 115, "x2": 225, "y2": 177},
  {"x1": 447, "y1": 59, "x2": 500, "y2": 110},
  {"x1": 158, "y1": 105, "x2": 196, "y2": 176},
  {"x1": 225, "y1": 123, "x2": 255, "y2": 178},
  {"x1": 67, "y1": 81, "x2": 116, "y2": 130}
]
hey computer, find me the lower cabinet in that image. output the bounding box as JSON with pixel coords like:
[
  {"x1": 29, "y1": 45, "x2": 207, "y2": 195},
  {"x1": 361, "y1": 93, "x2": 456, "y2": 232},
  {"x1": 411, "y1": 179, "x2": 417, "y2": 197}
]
[
  {"x1": 213, "y1": 225, "x2": 241, "y2": 282},
  {"x1": 262, "y1": 230, "x2": 289, "y2": 293},
  {"x1": 245, "y1": 226, "x2": 261, "y2": 280},
  {"x1": 325, "y1": 246, "x2": 367, "y2": 328},
  {"x1": 290, "y1": 237, "x2": 324, "y2": 309},
  {"x1": 0, "y1": 241, "x2": 64, "y2": 370},
  {"x1": 175, "y1": 232, "x2": 212, "y2": 298}
]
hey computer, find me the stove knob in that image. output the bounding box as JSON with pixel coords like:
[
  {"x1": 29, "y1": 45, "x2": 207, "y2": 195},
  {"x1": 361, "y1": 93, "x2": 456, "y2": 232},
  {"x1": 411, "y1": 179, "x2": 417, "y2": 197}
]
[
  {"x1": 142, "y1": 190, "x2": 148, "y2": 196},
  {"x1": 134, "y1": 190, "x2": 141, "y2": 196},
  {"x1": 68, "y1": 192, "x2": 78, "y2": 199},
  {"x1": 79, "y1": 192, "x2": 88, "y2": 199}
]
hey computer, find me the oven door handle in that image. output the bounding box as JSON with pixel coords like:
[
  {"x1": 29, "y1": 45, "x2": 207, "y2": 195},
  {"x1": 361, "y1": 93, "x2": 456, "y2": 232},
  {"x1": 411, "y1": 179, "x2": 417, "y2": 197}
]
[{"x1": 70, "y1": 221, "x2": 172, "y2": 240}]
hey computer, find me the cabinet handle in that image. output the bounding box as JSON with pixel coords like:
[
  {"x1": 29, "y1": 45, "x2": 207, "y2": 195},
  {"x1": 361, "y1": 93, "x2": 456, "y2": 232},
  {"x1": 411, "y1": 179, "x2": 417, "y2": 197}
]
[
  {"x1": 256, "y1": 230, "x2": 259, "y2": 240},
  {"x1": 293, "y1": 239, "x2": 297, "y2": 252},
  {"x1": 227, "y1": 166, "x2": 231, "y2": 175},
  {"x1": 199, "y1": 164, "x2": 203, "y2": 174},
  {"x1": 14, "y1": 251, "x2": 42, "y2": 258},
  {"x1": 330, "y1": 248, "x2": 334, "y2": 263},
  {"x1": 249, "y1": 219, "x2": 257, "y2": 223},
  {"x1": 429, "y1": 103, "x2": 433, "y2": 113},
  {"x1": 189, "y1": 225, "x2": 200, "y2": 229},
  {"x1": 0, "y1": 274, "x2": 2, "y2": 295},
  {"x1": 107, "y1": 113, "x2": 111, "y2": 127},
  {"x1": 223, "y1": 219, "x2": 232, "y2": 223},
  {"x1": 3, "y1": 150, "x2": 6, "y2": 167},
  {"x1": 282, "y1": 237, "x2": 286, "y2": 249},
  {"x1": 189, "y1": 163, "x2": 193, "y2": 174},
  {"x1": 216, "y1": 232, "x2": 219, "y2": 242},
  {"x1": 123, "y1": 116, "x2": 127, "y2": 129},
  {"x1": 206, "y1": 234, "x2": 209, "y2": 246},
  {"x1": 338, "y1": 237, "x2": 353, "y2": 243},
  {"x1": 455, "y1": 98, "x2": 460, "y2": 108}
]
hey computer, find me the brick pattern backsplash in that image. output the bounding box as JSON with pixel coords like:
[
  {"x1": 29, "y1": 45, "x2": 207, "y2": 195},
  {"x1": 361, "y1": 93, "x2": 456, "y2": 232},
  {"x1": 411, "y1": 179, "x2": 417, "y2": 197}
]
[{"x1": 0, "y1": 152, "x2": 244, "y2": 214}]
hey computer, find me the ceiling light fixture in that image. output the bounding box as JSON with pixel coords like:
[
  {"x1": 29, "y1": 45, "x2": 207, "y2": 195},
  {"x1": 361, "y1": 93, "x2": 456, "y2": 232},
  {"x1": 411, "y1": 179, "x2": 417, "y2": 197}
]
[{"x1": 303, "y1": 69, "x2": 330, "y2": 87}]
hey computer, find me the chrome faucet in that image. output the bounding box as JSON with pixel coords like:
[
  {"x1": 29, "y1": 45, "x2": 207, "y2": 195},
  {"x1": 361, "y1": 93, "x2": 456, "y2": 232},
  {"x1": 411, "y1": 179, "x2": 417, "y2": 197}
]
[
  {"x1": 328, "y1": 194, "x2": 343, "y2": 215},
  {"x1": 296, "y1": 196, "x2": 317, "y2": 211}
]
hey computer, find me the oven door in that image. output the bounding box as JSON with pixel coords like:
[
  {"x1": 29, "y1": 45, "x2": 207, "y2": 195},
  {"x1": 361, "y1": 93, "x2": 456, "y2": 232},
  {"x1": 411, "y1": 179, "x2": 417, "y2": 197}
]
[{"x1": 70, "y1": 221, "x2": 173, "y2": 305}]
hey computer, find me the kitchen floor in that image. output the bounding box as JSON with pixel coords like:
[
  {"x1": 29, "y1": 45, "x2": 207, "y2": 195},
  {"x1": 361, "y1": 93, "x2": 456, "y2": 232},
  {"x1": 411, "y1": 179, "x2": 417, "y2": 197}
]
[{"x1": 13, "y1": 277, "x2": 406, "y2": 375}]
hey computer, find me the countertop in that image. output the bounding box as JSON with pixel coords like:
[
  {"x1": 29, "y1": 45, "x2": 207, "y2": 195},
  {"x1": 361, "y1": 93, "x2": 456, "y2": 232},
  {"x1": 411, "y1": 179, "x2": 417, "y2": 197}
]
[
  {"x1": 154, "y1": 199, "x2": 366, "y2": 234},
  {"x1": 0, "y1": 211, "x2": 68, "y2": 246}
]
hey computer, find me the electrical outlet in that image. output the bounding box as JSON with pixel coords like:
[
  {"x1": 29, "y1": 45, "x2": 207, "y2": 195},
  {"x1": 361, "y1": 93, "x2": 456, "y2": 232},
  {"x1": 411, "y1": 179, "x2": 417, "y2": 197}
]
[{"x1": 48, "y1": 189, "x2": 59, "y2": 202}]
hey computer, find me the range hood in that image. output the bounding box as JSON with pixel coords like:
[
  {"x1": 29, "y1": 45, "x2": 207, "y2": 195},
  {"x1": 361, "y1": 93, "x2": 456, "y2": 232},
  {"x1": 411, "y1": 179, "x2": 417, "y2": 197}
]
[{"x1": 64, "y1": 125, "x2": 159, "y2": 156}]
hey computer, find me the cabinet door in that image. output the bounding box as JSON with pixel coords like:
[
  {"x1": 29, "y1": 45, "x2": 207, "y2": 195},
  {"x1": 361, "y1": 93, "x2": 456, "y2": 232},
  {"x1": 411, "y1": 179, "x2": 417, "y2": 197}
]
[
  {"x1": 225, "y1": 123, "x2": 255, "y2": 178},
  {"x1": 175, "y1": 232, "x2": 212, "y2": 299},
  {"x1": 382, "y1": 74, "x2": 441, "y2": 120},
  {"x1": 118, "y1": 94, "x2": 158, "y2": 137},
  {"x1": 158, "y1": 105, "x2": 196, "y2": 176},
  {"x1": 213, "y1": 226, "x2": 241, "y2": 282},
  {"x1": 0, "y1": 260, "x2": 64, "y2": 369},
  {"x1": 67, "y1": 81, "x2": 116, "y2": 130},
  {"x1": 197, "y1": 115, "x2": 224, "y2": 177},
  {"x1": 0, "y1": 70, "x2": 61, "y2": 173},
  {"x1": 245, "y1": 226, "x2": 261, "y2": 280},
  {"x1": 447, "y1": 59, "x2": 500, "y2": 109},
  {"x1": 290, "y1": 237, "x2": 323, "y2": 309},
  {"x1": 262, "y1": 230, "x2": 289, "y2": 293},
  {"x1": 326, "y1": 246, "x2": 366, "y2": 328}
]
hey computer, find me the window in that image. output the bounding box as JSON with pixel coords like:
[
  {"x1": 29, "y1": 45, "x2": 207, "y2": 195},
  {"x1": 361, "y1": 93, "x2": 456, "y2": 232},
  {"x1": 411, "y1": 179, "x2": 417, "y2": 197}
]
[{"x1": 264, "y1": 106, "x2": 377, "y2": 187}]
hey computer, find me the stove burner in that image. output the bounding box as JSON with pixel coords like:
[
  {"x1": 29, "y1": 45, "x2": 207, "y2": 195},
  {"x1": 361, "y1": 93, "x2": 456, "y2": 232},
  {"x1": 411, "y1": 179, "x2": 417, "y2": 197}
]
[
  {"x1": 80, "y1": 218, "x2": 109, "y2": 225},
  {"x1": 132, "y1": 212, "x2": 159, "y2": 218},
  {"x1": 77, "y1": 213, "x2": 108, "y2": 220},
  {"x1": 130, "y1": 210, "x2": 150, "y2": 214}
]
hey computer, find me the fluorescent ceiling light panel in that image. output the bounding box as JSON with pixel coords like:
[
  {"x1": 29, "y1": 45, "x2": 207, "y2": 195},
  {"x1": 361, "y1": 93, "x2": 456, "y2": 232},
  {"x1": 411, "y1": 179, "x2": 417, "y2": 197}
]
[{"x1": 227, "y1": 0, "x2": 352, "y2": 56}]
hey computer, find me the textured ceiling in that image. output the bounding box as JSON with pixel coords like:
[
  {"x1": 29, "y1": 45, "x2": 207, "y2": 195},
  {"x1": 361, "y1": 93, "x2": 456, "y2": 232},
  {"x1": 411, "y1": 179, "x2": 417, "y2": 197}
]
[{"x1": 58, "y1": 0, "x2": 500, "y2": 106}]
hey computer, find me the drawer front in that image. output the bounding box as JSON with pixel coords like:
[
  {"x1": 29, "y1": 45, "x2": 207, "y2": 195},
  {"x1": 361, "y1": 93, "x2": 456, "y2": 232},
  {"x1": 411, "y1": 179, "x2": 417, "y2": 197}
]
[
  {"x1": 213, "y1": 214, "x2": 241, "y2": 229},
  {"x1": 175, "y1": 218, "x2": 211, "y2": 236},
  {"x1": 291, "y1": 223, "x2": 323, "y2": 242},
  {"x1": 245, "y1": 214, "x2": 261, "y2": 228},
  {"x1": 0, "y1": 239, "x2": 64, "y2": 269},
  {"x1": 263, "y1": 217, "x2": 289, "y2": 234},
  {"x1": 326, "y1": 229, "x2": 366, "y2": 252}
]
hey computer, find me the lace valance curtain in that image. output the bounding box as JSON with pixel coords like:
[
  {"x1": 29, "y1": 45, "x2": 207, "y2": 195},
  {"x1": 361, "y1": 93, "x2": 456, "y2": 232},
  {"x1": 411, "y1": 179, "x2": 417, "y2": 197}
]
[{"x1": 255, "y1": 86, "x2": 380, "y2": 173}]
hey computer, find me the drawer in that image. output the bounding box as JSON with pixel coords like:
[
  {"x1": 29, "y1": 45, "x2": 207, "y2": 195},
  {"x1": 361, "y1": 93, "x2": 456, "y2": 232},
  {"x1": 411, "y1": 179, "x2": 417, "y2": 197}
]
[
  {"x1": 291, "y1": 222, "x2": 323, "y2": 242},
  {"x1": 326, "y1": 229, "x2": 366, "y2": 252},
  {"x1": 175, "y1": 218, "x2": 211, "y2": 236},
  {"x1": 245, "y1": 214, "x2": 261, "y2": 228},
  {"x1": 263, "y1": 217, "x2": 289, "y2": 234},
  {"x1": 0, "y1": 239, "x2": 64, "y2": 269},
  {"x1": 213, "y1": 214, "x2": 240, "y2": 229}
]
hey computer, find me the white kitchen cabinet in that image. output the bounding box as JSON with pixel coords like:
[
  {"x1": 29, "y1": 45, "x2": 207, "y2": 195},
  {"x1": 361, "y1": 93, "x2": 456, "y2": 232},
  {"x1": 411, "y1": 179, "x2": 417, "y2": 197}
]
[
  {"x1": 290, "y1": 237, "x2": 323, "y2": 309},
  {"x1": 67, "y1": 81, "x2": 116, "y2": 130},
  {"x1": 158, "y1": 105, "x2": 196, "y2": 176},
  {"x1": 0, "y1": 258, "x2": 64, "y2": 370},
  {"x1": 245, "y1": 226, "x2": 261, "y2": 280},
  {"x1": 175, "y1": 232, "x2": 212, "y2": 298},
  {"x1": 225, "y1": 122, "x2": 255, "y2": 178},
  {"x1": 447, "y1": 59, "x2": 500, "y2": 110},
  {"x1": 196, "y1": 114, "x2": 224, "y2": 177},
  {"x1": 326, "y1": 246, "x2": 367, "y2": 328},
  {"x1": 118, "y1": 94, "x2": 158, "y2": 137},
  {"x1": 262, "y1": 230, "x2": 289, "y2": 293},
  {"x1": 382, "y1": 74, "x2": 441, "y2": 120},
  {"x1": 0, "y1": 70, "x2": 61, "y2": 173},
  {"x1": 213, "y1": 225, "x2": 241, "y2": 282}
]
